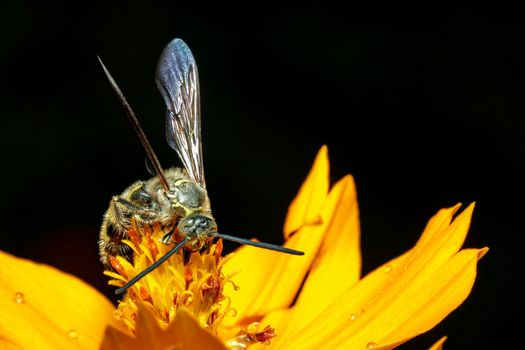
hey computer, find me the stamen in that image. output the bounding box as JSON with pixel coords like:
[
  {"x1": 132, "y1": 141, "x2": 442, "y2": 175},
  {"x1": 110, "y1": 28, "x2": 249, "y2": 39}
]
[
  {"x1": 104, "y1": 218, "x2": 251, "y2": 342},
  {"x1": 109, "y1": 256, "x2": 128, "y2": 279}
]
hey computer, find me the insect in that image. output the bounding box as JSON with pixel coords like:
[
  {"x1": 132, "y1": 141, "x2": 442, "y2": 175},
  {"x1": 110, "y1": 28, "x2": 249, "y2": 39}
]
[{"x1": 98, "y1": 38, "x2": 304, "y2": 295}]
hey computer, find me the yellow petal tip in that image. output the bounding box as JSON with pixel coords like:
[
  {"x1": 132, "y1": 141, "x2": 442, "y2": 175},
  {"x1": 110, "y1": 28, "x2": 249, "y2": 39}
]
[
  {"x1": 284, "y1": 145, "x2": 330, "y2": 237},
  {"x1": 428, "y1": 336, "x2": 448, "y2": 350},
  {"x1": 477, "y1": 247, "x2": 489, "y2": 260}
]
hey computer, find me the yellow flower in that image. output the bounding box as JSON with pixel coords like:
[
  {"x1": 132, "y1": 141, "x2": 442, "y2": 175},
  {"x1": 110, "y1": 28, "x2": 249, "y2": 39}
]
[{"x1": 0, "y1": 146, "x2": 487, "y2": 349}]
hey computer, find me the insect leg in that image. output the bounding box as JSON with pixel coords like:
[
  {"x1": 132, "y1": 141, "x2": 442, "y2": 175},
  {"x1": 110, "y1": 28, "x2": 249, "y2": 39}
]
[
  {"x1": 112, "y1": 196, "x2": 150, "y2": 214},
  {"x1": 161, "y1": 225, "x2": 177, "y2": 244},
  {"x1": 99, "y1": 198, "x2": 135, "y2": 268}
]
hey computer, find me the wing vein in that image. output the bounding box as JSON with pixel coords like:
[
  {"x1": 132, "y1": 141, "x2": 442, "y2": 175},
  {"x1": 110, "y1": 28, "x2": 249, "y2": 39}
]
[{"x1": 156, "y1": 39, "x2": 206, "y2": 187}]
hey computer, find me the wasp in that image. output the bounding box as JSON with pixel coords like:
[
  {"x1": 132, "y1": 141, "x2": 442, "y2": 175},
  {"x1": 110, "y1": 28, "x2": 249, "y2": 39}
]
[{"x1": 98, "y1": 39, "x2": 303, "y2": 295}]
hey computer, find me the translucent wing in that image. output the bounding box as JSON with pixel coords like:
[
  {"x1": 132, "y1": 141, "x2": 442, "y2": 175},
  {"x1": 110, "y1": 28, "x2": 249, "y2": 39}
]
[{"x1": 156, "y1": 38, "x2": 205, "y2": 187}]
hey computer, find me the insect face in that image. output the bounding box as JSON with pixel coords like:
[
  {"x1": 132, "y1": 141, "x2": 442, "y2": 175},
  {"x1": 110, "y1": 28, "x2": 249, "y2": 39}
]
[
  {"x1": 177, "y1": 214, "x2": 217, "y2": 250},
  {"x1": 99, "y1": 168, "x2": 212, "y2": 267}
]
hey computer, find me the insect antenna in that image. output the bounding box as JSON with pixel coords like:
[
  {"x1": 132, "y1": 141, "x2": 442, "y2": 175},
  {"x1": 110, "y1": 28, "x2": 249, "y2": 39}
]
[
  {"x1": 115, "y1": 237, "x2": 191, "y2": 295},
  {"x1": 114, "y1": 232, "x2": 303, "y2": 294},
  {"x1": 210, "y1": 232, "x2": 304, "y2": 255},
  {"x1": 98, "y1": 56, "x2": 171, "y2": 192}
]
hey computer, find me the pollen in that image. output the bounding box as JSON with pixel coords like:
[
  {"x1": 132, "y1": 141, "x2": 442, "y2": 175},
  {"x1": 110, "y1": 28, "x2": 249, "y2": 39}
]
[
  {"x1": 103, "y1": 220, "x2": 278, "y2": 348},
  {"x1": 104, "y1": 220, "x2": 233, "y2": 334}
]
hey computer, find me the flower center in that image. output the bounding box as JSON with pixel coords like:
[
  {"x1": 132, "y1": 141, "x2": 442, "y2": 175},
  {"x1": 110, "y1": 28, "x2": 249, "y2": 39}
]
[{"x1": 103, "y1": 220, "x2": 275, "y2": 348}]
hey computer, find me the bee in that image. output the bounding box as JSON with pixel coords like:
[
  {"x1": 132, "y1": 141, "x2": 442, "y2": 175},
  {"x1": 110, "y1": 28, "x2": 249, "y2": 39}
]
[{"x1": 98, "y1": 39, "x2": 303, "y2": 295}]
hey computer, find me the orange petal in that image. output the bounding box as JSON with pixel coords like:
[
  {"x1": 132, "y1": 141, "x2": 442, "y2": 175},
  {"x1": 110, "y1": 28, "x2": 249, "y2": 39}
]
[
  {"x1": 100, "y1": 304, "x2": 227, "y2": 350},
  {"x1": 265, "y1": 175, "x2": 362, "y2": 343},
  {"x1": 0, "y1": 251, "x2": 119, "y2": 350},
  {"x1": 221, "y1": 220, "x2": 327, "y2": 328},
  {"x1": 381, "y1": 248, "x2": 487, "y2": 344},
  {"x1": 283, "y1": 145, "x2": 330, "y2": 238},
  {"x1": 221, "y1": 147, "x2": 331, "y2": 328},
  {"x1": 277, "y1": 204, "x2": 487, "y2": 349}
]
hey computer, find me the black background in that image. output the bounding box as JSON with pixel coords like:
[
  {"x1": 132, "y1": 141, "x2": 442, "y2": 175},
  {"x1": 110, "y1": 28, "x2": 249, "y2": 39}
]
[{"x1": 0, "y1": 2, "x2": 520, "y2": 349}]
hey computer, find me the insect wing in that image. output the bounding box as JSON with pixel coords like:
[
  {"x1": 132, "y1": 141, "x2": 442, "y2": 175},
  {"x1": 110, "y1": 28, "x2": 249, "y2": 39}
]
[{"x1": 156, "y1": 38, "x2": 205, "y2": 187}]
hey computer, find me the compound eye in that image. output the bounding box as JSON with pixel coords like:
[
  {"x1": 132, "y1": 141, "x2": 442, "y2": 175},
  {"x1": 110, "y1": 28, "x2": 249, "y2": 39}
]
[
  {"x1": 178, "y1": 214, "x2": 216, "y2": 238},
  {"x1": 179, "y1": 217, "x2": 194, "y2": 231}
]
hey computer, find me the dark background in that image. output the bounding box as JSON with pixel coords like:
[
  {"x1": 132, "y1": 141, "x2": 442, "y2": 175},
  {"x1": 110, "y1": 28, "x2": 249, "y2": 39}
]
[{"x1": 0, "y1": 2, "x2": 520, "y2": 349}]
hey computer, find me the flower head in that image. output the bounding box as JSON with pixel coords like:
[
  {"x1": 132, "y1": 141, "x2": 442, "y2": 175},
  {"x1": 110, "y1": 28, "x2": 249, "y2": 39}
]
[
  {"x1": 104, "y1": 222, "x2": 233, "y2": 335},
  {"x1": 0, "y1": 146, "x2": 487, "y2": 349}
]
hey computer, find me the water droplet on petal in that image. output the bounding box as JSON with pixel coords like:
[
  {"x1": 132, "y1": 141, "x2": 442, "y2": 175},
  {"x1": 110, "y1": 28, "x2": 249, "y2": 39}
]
[
  {"x1": 349, "y1": 313, "x2": 357, "y2": 321},
  {"x1": 68, "y1": 330, "x2": 78, "y2": 339},
  {"x1": 14, "y1": 292, "x2": 24, "y2": 304},
  {"x1": 366, "y1": 342, "x2": 378, "y2": 348},
  {"x1": 383, "y1": 265, "x2": 393, "y2": 273}
]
